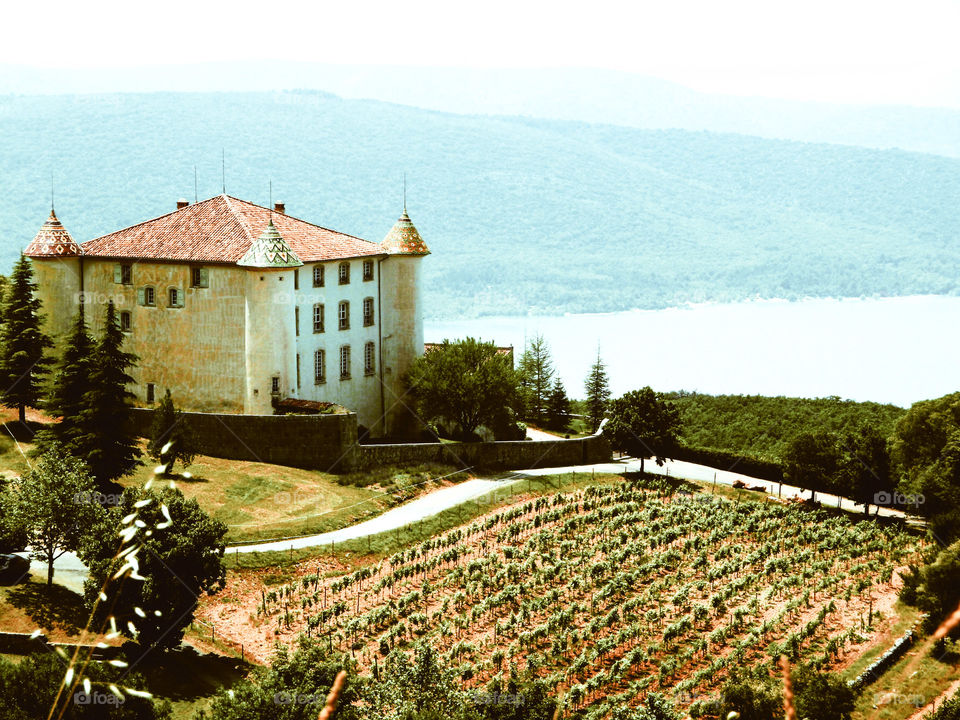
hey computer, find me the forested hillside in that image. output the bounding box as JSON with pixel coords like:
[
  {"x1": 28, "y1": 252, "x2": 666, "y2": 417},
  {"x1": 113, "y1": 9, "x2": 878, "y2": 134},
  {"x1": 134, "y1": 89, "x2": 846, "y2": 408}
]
[
  {"x1": 667, "y1": 392, "x2": 906, "y2": 462},
  {"x1": 2, "y1": 91, "x2": 959, "y2": 318}
]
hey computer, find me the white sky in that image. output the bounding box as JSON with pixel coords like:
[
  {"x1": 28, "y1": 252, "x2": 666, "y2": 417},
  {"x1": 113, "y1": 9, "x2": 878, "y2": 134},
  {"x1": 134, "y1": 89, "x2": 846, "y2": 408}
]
[{"x1": 4, "y1": 0, "x2": 960, "y2": 106}]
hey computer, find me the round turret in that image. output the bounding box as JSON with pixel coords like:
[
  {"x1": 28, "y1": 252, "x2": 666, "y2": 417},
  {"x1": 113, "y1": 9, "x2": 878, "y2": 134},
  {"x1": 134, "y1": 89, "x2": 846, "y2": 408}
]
[{"x1": 381, "y1": 211, "x2": 430, "y2": 255}]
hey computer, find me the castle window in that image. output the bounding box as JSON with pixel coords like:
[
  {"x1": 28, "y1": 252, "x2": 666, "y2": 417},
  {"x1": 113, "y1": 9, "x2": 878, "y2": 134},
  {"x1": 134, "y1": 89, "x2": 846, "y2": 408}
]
[
  {"x1": 313, "y1": 265, "x2": 324, "y2": 287},
  {"x1": 363, "y1": 297, "x2": 374, "y2": 327},
  {"x1": 190, "y1": 267, "x2": 209, "y2": 288},
  {"x1": 146, "y1": 383, "x2": 155, "y2": 404},
  {"x1": 338, "y1": 262, "x2": 350, "y2": 285},
  {"x1": 296, "y1": 354, "x2": 301, "y2": 388},
  {"x1": 114, "y1": 264, "x2": 133, "y2": 285},
  {"x1": 314, "y1": 349, "x2": 326, "y2": 384},
  {"x1": 363, "y1": 260, "x2": 374, "y2": 281},
  {"x1": 364, "y1": 341, "x2": 375, "y2": 375},
  {"x1": 338, "y1": 301, "x2": 350, "y2": 330},
  {"x1": 271, "y1": 376, "x2": 280, "y2": 394},
  {"x1": 119, "y1": 311, "x2": 132, "y2": 332},
  {"x1": 339, "y1": 345, "x2": 351, "y2": 379},
  {"x1": 139, "y1": 286, "x2": 156, "y2": 307},
  {"x1": 294, "y1": 269, "x2": 299, "y2": 290},
  {"x1": 168, "y1": 287, "x2": 183, "y2": 308},
  {"x1": 313, "y1": 304, "x2": 325, "y2": 333}
]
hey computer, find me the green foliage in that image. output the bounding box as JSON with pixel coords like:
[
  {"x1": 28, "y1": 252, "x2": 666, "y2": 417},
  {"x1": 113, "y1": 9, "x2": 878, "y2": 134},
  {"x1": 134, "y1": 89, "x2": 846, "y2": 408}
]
[
  {"x1": 718, "y1": 670, "x2": 782, "y2": 720},
  {"x1": 604, "y1": 387, "x2": 682, "y2": 471},
  {"x1": 147, "y1": 389, "x2": 197, "y2": 474},
  {"x1": 11, "y1": 446, "x2": 104, "y2": 584},
  {"x1": 406, "y1": 338, "x2": 519, "y2": 440},
  {"x1": 39, "y1": 310, "x2": 94, "y2": 450},
  {"x1": 791, "y1": 665, "x2": 855, "y2": 720},
  {"x1": 904, "y1": 541, "x2": 960, "y2": 632},
  {"x1": 80, "y1": 486, "x2": 227, "y2": 650},
  {"x1": 0, "y1": 477, "x2": 27, "y2": 553},
  {"x1": 928, "y1": 689, "x2": 960, "y2": 720},
  {"x1": 890, "y1": 392, "x2": 960, "y2": 540},
  {"x1": 583, "y1": 353, "x2": 610, "y2": 433},
  {"x1": 0, "y1": 255, "x2": 52, "y2": 423},
  {"x1": 545, "y1": 378, "x2": 571, "y2": 432},
  {"x1": 517, "y1": 335, "x2": 553, "y2": 424},
  {"x1": 74, "y1": 301, "x2": 142, "y2": 486},
  {"x1": 666, "y1": 393, "x2": 905, "y2": 463},
  {"x1": 836, "y1": 423, "x2": 893, "y2": 513},
  {"x1": 0, "y1": 651, "x2": 171, "y2": 720},
  {"x1": 782, "y1": 431, "x2": 841, "y2": 498},
  {"x1": 4, "y1": 93, "x2": 960, "y2": 319}
]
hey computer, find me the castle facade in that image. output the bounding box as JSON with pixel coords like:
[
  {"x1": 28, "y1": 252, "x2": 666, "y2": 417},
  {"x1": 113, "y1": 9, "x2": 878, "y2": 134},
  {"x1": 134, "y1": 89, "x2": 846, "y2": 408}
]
[{"x1": 24, "y1": 195, "x2": 429, "y2": 436}]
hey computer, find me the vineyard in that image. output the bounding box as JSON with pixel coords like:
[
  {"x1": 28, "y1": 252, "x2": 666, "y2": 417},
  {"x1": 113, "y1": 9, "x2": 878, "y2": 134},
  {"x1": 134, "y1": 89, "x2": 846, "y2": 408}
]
[{"x1": 212, "y1": 480, "x2": 926, "y2": 717}]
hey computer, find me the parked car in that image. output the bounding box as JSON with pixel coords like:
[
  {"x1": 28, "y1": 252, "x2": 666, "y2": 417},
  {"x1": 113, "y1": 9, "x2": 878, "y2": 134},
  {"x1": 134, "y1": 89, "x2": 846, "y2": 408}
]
[{"x1": 0, "y1": 553, "x2": 29, "y2": 584}]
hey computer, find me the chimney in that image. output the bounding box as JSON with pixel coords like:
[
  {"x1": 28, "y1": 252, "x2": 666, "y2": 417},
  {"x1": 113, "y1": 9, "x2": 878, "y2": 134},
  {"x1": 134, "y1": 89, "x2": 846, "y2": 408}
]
[
  {"x1": 274, "y1": 201, "x2": 285, "y2": 215},
  {"x1": 176, "y1": 198, "x2": 189, "y2": 210}
]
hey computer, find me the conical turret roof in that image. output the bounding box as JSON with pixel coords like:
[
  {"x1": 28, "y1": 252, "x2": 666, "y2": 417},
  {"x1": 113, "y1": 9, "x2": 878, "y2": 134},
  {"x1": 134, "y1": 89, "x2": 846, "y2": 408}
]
[
  {"x1": 238, "y1": 219, "x2": 303, "y2": 268},
  {"x1": 24, "y1": 210, "x2": 82, "y2": 257},
  {"x1": 382, "y1": 210, "x2": 430, "y2": 255}
]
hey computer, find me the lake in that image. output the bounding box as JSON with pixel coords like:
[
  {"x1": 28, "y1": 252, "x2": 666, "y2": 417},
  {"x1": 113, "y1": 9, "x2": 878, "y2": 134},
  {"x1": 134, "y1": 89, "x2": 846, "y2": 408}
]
[{"x1": 425, "y1": 295, "x2": 960, "y2": 407}]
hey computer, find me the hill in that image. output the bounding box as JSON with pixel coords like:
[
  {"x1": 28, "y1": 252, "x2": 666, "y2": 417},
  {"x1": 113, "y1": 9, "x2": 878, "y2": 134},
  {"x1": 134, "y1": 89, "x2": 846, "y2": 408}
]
[
  {"x1": 667, "y1": 393, "x2": 908, "y2": 462},
  {"x1": 2, "y1": 91, "x2": 959, "y2": 318}
]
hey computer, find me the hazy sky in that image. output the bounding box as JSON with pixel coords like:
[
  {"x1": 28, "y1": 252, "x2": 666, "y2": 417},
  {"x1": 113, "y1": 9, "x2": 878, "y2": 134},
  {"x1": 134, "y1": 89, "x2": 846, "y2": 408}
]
[{"x1": 5, "y1": 0, "x2": 960, "y2": 107}]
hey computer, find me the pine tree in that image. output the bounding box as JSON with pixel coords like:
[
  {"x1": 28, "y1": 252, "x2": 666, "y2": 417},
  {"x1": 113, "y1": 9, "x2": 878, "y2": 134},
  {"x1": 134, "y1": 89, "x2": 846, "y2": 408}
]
[
  {"x1": 148, "y1": 389, "x2": 197, "y2": 475},
  {"x1": 518, "y1": 334, "x2": 554, "y2": 425},
  {"x1": 584, "y1": 351, "x2": 611, "y2": 433},
  {"x1": 41, "y1": 310, "x2": 94, "y2": 449},
  {"x1": 546, "y1": 378, "x2": 572, "y2": 432},
  {"x1": 76, "y1": 301, "x2": 141, "y2": 487},
  {"x1": 0, "y1": 256, "x2": 52, "y2": 423}
]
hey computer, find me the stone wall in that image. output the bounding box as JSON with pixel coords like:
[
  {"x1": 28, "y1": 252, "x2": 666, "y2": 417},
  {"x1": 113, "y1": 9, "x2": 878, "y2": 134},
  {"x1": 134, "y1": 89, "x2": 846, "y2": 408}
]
[
  {"x1": 131, "y1": 407, "x2": 611, "y2": 474},
  {"x1": 357, "y1": 433, "x2": 611, "y2": 471},
  {"x1": 130, "y1": 408, "x2": 359, "y2": 472}
]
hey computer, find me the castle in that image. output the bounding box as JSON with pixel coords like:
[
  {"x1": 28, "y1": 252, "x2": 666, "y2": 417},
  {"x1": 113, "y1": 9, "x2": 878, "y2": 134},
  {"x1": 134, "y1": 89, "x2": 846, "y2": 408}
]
[{"x1": 24, "y1": 195, "x2": 429, "y2": 437}]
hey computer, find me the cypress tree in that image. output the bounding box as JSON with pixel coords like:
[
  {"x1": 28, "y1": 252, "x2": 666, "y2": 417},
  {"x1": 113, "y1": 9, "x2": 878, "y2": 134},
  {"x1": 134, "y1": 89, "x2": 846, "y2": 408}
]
[
  {"x1": 76, "y1": 301, "x2": 141, "y2": 487},
  {"x1": 584, "y1": 351, "x2": 611, "y2": 433},
  {"x1": 147, "y1": 389, "x2": 196, "y2": 475},
  {"x1": 0, "y1": 255, "x2": 52, "y2": 424},
  {"x1": 41, "y1": 310, "x2": 94, "y2": 449}
]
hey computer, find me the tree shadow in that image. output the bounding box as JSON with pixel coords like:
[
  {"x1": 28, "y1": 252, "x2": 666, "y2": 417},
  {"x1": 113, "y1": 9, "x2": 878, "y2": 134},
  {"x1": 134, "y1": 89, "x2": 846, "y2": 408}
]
[
  {"x1": 5, "y1": 581, "x2": 88, "y2": 635},
  {"x1": 134, "y1": 645, "x2": 249, "y2": 701}
]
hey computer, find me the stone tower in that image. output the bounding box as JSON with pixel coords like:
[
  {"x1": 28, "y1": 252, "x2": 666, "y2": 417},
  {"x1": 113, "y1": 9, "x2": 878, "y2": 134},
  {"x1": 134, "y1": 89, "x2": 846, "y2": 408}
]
[
  {"x1": 23, "y1": 209, "x2": 83, "y2": 342},
  {"x1": 379, "y1": 207, "x2": 430, "y2": 436},
  {"x1": 238, "y1": 219, "x2": 303, "y2": 414}
]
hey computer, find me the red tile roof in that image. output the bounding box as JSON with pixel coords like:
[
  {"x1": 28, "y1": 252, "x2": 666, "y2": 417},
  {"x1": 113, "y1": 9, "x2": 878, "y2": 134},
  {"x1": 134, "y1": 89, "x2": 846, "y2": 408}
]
[
  {"x1": 24, "y1": 210, "x2": 82, "y2": 257},
  {"x1": 79, "y1": 195, "x2": 384, "y2": 264}
]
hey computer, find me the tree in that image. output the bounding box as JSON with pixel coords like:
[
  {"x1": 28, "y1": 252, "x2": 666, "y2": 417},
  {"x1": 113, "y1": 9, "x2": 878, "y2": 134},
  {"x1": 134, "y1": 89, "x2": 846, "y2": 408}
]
[
  {"x1": 792, "y1": 666, "x2": 855, "y2": 720},
  {"x1": 0, "y1": 478, "x2": 27, "y2": 554},
  {"x1": 147, "y1": 390, "x2": 197, "y2": 475},
  {"x1": 545, "y1": 378, "x2": 571, "y2": 432},
  {"x1": 719, "y1": 671, "x2": 781, "y2": 720},
  {"x1": 406, "y1": 338, "x2": 519, "y2": 441},
  {"x1": 604, "y1": 387, "x2": 682, "y2": 473},
  {"x1": 517, "y1": 335, "x2": 554, "y2": 425},
  {"x1": 838, "y1": 423, "x2": 892, "y2": 515},
  {"x1": 0, "y1": 255, "x2": 52, "y2": 423},
  {"x1": 782, "y1": 430, "x2": 841, "y2": 501},
  {"x1": 907, "y1": 540, "x2": 960, "y2": 632},
  {"x1": 80, "y1": 487, "x2": 226, "y2": 650},
  {"x1": 0, "y1": 650, "x2": 171, "y2": 720},
  {"x1": 12, "y1": 447, "x2": 104, "y2": 584},
  {"x1": 584, "y1": 351, "x2": 611, "y2": 433},
  {"x1": 75, "y1": 301, "x2": 141, "y2": 487},
  {"x1": 40, "y1": 310, "x2": 94, "y2": 451}
]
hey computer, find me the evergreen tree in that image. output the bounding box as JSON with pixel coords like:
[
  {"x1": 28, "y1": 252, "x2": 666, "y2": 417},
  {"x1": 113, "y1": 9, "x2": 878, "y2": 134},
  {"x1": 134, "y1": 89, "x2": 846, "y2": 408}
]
[
  {"x1": 40, "y1": 309, "x2": 94, "y2": 449},
  {"x1": 148, "y1": 389, "x2": 197, "y2": 475},
  {"x1": 584, "y1": 350, "x2": 611, "y2": 432},
  {"x1": 0, "y1": 255, "x2": 52, "y2": 423},
  {"x1": 75, "y1": 301, "x2": 141, "y2": 487},
  {"x1": 546, "y1": 378, "x2": 571, "y2": 432},
  {"x1": 517, "y1": 335, "x2": 554, "y2": 424}
]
